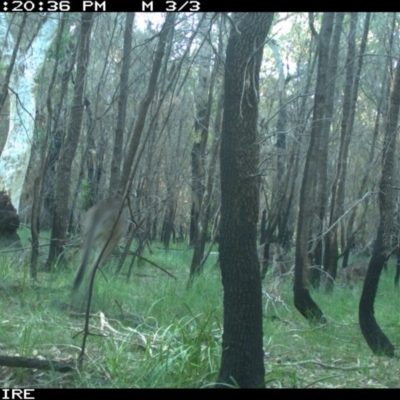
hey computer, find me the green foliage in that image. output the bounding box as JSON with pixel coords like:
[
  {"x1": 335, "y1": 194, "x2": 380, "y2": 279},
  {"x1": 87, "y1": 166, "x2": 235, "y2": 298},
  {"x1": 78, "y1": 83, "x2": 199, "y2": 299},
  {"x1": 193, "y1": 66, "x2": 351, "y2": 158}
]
[
  {"x1": 1, "y1": 239, "x2": 399, "y2": 387},
  {"x1": 262, "y1": 264, "x2": 400, "y2": 388},
  {"x1": 0, "y1": 241, "x2": 222, "y2": 387}
]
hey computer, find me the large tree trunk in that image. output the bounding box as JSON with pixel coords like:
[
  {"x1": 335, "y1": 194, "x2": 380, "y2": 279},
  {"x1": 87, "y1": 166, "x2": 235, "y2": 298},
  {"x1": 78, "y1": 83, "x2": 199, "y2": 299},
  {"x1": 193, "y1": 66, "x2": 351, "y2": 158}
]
[
  {"x1": 217, "y1": 12, "x2": 274, "y2": 389},
  {"x1": 359, "y1": 40, "x2": 400, "y2": 358},
  {"x1": 0, "y1": 15, "x2": 58, "y2": 210}
]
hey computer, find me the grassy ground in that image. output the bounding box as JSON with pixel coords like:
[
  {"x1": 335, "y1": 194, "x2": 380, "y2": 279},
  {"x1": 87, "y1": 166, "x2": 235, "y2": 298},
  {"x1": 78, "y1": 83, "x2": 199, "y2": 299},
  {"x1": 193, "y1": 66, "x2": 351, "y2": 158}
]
[{"x1": 0, "y1": 230, "x2": 399, "y2": 388}]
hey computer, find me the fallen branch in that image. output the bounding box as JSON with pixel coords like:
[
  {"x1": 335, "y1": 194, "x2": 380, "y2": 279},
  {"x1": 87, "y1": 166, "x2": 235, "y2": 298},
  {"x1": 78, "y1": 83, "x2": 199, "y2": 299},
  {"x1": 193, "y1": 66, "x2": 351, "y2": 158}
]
[
  {"x1": 129, "y1": 252, "x2": 177, "y2": 279},
  {"x1": 0, "y1": 355, "x2": 75, "y2": 372}
]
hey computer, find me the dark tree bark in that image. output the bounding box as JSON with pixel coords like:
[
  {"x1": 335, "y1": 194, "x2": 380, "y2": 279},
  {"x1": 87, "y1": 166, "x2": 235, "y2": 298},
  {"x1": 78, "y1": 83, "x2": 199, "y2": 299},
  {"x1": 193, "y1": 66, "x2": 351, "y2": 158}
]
[
  {"x1": 0, "y1": 14, "x2": 27, "y2": 116},
  {"x1": 189, "y1": 79, "x2": 208, "y2": 247},
  {"x1": 0, "y1": 190, "x2": 21, "y2": 248},
  {"x1": 259, "y1": 26, "x2": 318, "y2": 279},
  {"x1": 188, "y1": 21, "x2": 217, "y2": 248},
  {"x1": 189, "y1": 23, "x2": 224, "y2": 283},
  {"x1": 293, "y1": 13, "x2": 334, "y2": 323},
  {"x1": 277, "y1": 32, "x2": 317, "y2": 255},
  {"x1": 310, "y1": 12, "x2": 344, "y2": 288},
  {"x1": 324, "y1": 13, "x2": 368, "y2": 291},
  {"x1": 110, "y1": 13, "x2": 135, "y2": 194},
  {"x1": 341, "y1": 13, "x2": 382, "y2": 271},
  {"x1": 160, "y1": 196, "x2": 177, "y2": 249},
  {"x1": 46, "y1": 13, "x2": 94, "y2": 269},
  {"x1": 197, "y1": 90, "x2": 225, "y2": 271},
  {"x1": 30, "y1": 176, "x2": 40, "y2": 279},
  {"x1": 42, "y1": 25, "x2": 75, "y2": 230},
  {"x1": 216, "y1": 12, "x2": 274, "y2": 388},
  {"x1": 269, "y1": 39, "x2": 289, "y2": 250},
  {"x1": 119, "y1": 13, "x2": 175, "y2": 196},
  {"x1": 30, "y1": 16, "x2": 67, "y2": 276},
  {"x1": 395, "y1": 244, "x2": 400, "y2": 288},
  {"x1": 188, "y1": 128, "x2": 220, "y2": 284},
  {"x1": 358, "y1": 46, "x2": 400, "y2": 358}
]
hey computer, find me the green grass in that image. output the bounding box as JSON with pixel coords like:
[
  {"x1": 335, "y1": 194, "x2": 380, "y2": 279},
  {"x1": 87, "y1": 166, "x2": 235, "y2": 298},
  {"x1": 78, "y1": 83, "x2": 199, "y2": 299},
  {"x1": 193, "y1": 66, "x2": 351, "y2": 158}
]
[
  {"x1": 0, "y1": 237, "x2": 399, "y2": 388},
  {"x1": 262, "y1": 267, "x2": 400, "y2": 388}
]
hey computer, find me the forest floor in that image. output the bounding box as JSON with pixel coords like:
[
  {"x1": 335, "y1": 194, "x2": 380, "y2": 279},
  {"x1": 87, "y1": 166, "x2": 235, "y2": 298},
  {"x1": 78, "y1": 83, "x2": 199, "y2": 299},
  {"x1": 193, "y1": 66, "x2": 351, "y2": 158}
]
[{"x1": 0, "y1": 233, "x2": 399, "y2": 388}]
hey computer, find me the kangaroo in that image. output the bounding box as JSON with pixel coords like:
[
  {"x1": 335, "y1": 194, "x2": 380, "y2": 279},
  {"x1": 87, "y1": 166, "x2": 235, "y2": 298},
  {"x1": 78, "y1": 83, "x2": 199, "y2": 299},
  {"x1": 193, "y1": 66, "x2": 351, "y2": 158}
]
[{"x1": 73, "y1": 198, "x2": 129, "y2": 295}]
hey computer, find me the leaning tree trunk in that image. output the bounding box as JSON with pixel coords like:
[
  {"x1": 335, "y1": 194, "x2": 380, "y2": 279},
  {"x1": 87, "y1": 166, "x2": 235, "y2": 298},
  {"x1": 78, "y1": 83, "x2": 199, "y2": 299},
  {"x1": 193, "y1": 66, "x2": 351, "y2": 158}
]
[
  {"x1": 118, "y1": 13, "x2": 175, "y2": 196},
  {"x1": 293, "y1": 12, "x2": 334, "y2": 323},
  {"x1": 324, "y1": 13, "x2": 362, "y2": 290},
  {"x1": 216, "y1": 12, "x2": 274, "y2": 389},
  {"x1": 358, "y1": 47, "x2": 400, "y2": 358},
  {"x1": 342, "y1": 13, "x2": 381, "y2": 270},
  {"x1": 0, "y1": 14, "x2": 27, "y2": 115}
]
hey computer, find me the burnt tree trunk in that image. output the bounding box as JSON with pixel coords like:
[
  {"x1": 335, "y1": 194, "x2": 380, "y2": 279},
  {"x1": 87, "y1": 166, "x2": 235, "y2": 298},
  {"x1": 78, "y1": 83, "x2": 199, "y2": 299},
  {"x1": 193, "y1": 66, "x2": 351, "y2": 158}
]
[
  {"x1": 293, "y1": 12, "x2": 334, "y2": 323},
  {"x1": 0, "y1": 191, "x2": 21, "y2": 249},
  {"x1": 110, "y1": 13, "x2": 134, "y2": 194},
  {"x1": 217, "y1": 12, "x2": 274, "y2": 388},
  {"x1": 119, "y1": 13, "x2": 175, "y2": 196},
  {"x1": 359, "y1": 43, "x2": 400, "y2": 358},
  {"x1": 310, "y1": 12, "x2": 343, "y2": 288}
]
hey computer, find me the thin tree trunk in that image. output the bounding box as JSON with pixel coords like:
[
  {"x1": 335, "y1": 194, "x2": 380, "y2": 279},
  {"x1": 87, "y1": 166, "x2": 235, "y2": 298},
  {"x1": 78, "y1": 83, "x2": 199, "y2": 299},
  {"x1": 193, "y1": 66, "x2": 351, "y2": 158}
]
[
  {"x1": 293, "y1": 12, "x2": 334, "y2": 323},
  {"x1": 119, "y1": 14, "x2": 175, "y2": 196},
  {"x1": 310, "y1": 12, "x2": 344, "y2": 288},
  {"x1": 0, "y1": 14, "x2": 27, "y2": 115},
  {"x1": 324, "y1": 13, "x2": 360, "y2": 290},
  {"x1": 110, "y1": 13, "x2": 135, "y2": 194},
  {"x1": 188, "y1": 23, "x2": 224, "y2": 282},
  {"x1": 46, "y1": 13, "x2": 94, "y2": 269}
]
